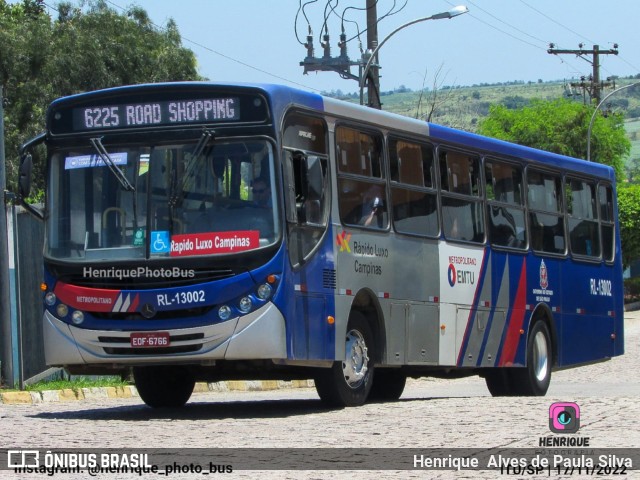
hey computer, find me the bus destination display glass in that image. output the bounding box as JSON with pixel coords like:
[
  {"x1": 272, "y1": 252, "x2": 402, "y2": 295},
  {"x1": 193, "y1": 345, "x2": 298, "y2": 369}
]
[{"x1": 71, "y1": 97, "x2": 241, "y2": 131}]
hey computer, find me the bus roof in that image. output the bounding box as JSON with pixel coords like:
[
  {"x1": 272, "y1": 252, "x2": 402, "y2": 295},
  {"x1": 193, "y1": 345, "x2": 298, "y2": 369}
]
[{"x1": 49, "y1": 81, "x2": 615, "y2": 183}]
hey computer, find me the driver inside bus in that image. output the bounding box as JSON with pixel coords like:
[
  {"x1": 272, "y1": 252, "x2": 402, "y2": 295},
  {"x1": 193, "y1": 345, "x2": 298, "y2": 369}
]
[{"x1": 252, "y1": 177, "x2": 272, "y2": 208}]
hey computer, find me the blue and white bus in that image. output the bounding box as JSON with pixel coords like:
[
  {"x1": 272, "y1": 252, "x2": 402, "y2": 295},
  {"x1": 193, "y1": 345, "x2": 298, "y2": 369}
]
[{"x1": 18, "y1": 82, "x2": 624, "y2": 407}]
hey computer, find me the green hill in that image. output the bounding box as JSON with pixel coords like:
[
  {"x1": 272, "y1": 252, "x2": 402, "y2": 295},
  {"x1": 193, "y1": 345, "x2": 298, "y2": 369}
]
[{"x1": 325, "y1": 77, "x2": 640, "y2": 168}]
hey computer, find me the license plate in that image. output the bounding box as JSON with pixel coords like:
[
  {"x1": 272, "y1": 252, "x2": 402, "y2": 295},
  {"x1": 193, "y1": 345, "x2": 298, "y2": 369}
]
[{"x1": 130, "y1": 332, "x2": 170, "y2": 348}]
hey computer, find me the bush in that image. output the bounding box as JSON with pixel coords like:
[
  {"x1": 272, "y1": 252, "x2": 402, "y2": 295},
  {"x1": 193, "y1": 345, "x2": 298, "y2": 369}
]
[{"x1": 624, "y1": 276, "x2": 640, "y2": 303}]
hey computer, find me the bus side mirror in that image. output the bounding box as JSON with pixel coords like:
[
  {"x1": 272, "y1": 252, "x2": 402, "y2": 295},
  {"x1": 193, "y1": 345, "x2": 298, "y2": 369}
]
[
  {"x1": 18, "y1": 153, "x2": 33, "y2": 199},
  {"x1": 17, "y1": 132, "x2": 46, "y2": 220}
]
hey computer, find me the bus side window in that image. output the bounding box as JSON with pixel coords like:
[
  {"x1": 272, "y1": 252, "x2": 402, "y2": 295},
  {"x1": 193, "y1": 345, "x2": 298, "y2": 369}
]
[
  {"x1": 440, "y1": 149, "x2": 484, "y2": 243},
  {"x1": 389, "y1": 138, "x2": 438, "y2": 237},
  {"x1": 599, "y1": 184, "x2": 615, "y2": 262},
  {"x1": 336, "y1": 126, "x2": 387, "y2": 230},
  {"x1": 485, "y1": 160, "x2": 526, "y2": 249},
  {"x1": 566, "y1": 177, "x2": 600, "y2": 258},
  {"x1": 527, "y1": 169, "x2": 566, "y2": 254}
]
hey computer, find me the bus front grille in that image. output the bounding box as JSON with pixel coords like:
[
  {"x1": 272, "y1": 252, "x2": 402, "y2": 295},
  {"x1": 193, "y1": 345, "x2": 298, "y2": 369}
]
[{"x1": 103, "y1": 345, "x2": 203, "y2": 355}]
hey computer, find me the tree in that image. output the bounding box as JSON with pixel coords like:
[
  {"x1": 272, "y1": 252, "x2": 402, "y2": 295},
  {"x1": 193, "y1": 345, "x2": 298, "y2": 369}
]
[
  {"x1": 415, "y1": 63, "x2": 458, "y2": 124},
  {"x1": 617, "y1": 184, "x2": 640, "y2": 269},
  {"x1": 478, "y1": 97, "x2": 636, "y2": 268},
  {"x1": 477, "y1": 98, "x2": 630, "y2": 180},
  {"x1": 1, "y1": 0, "x2": 202, "y2": 193}
]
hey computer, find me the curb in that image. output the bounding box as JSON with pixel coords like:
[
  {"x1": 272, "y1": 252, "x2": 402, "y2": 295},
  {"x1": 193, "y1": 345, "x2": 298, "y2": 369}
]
[
  {"x1": 624, "y1": 301, "x2": 640, "y2": 312},
  {"x1": 0, "y1": 380, "x2": 315, "y2": 405}
]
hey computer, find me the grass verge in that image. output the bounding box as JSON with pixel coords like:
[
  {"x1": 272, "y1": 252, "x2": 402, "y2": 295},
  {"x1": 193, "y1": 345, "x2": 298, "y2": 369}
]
[{"x1": 1, "y1": 376, "x2": 129, "y2": 392}]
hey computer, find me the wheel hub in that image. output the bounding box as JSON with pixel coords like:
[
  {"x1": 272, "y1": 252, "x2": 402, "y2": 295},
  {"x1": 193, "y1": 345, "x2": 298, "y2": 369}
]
[{"x1": 342, "y1": 329, "x2": 369, "y2": 388}]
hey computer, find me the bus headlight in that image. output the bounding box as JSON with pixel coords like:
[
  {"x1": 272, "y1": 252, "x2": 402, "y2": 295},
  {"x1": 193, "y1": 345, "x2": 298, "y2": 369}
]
[
  {"x1": 45, "y1": 292, "x2": 57, "y2": 306},
  {"x1": 56, "y1": 304, "x2": 69, "y2": 317},
  {"x1": 238, "y1": 296, "x2": 253, "y2": 313},
  {"x1": 71, "y1": 310, "x2": 84, "y2": 325},
  {"x1": 218, "y1": 305, "x2": 232, "y2": 321},
  {"x1": 257, "y1": 283, "x2": 273, "y2": 300}
]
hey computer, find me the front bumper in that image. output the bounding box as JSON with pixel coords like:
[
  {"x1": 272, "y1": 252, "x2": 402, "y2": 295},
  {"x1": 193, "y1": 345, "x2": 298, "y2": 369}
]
[{"x1": 43, "y1": 302, "x2": 287, "y2": 366}]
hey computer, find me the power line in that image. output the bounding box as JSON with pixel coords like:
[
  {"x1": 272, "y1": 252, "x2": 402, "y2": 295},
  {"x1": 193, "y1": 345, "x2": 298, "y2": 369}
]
[
  {"x1": 517, "y1": 1, "x2": 639, "y2": 77},
  {"x1": 518, "y1": 0, "x2": 596, "y2": 46},
  {"x1": 618, "y1": 56, "x2": 640, "y2": 74},
  {"x1": 464, "y1": 0, "x2": 548, "y2": 47},
  {"x1": 102, "y1": 0, "x2": 320, "y2": 92},
  {"x1": 443, "y1": 0, "x2": 542, "y2": 51}
]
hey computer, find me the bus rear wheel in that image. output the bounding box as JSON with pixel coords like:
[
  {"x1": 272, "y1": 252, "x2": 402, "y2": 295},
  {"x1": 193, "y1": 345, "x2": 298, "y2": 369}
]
[
  {"x1": 314, "y1": 311, "x2": 375, "y2": 407},
  {"x1": 511, "y1": 320, "x2": 552, "y2": 396},
  {"x1": 133, "y1": 365, "x2": 195, "y2": 408},
  {"x1": 484, "y1": 320, "x2": 552, "y2": 397}
]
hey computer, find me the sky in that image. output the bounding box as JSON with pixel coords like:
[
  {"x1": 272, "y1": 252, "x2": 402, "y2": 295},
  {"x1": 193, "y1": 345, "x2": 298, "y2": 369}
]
[{"x1": 37, "y1": 0, "x2": 640, "y2": 95}]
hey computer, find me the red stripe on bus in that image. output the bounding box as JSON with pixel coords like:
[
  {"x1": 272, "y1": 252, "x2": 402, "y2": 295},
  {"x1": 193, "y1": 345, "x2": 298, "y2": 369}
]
[
  {"x1": 129, "y1": 294, "x2": 140, "y2": 312},
  {"x1": 499, "y1": 261, "x2": 527, "y2": 366}
]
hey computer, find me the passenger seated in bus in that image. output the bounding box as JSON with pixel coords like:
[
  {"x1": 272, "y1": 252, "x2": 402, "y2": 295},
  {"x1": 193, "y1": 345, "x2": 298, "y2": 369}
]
[{"x1": 361, "y1": 196, "x2": 385, "y2": 227}]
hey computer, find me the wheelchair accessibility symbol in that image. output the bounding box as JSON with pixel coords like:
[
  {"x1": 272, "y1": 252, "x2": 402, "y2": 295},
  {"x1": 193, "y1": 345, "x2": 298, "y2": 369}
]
[{"x1": 150, "y1": 231, "x2": 170, "y2": 253}]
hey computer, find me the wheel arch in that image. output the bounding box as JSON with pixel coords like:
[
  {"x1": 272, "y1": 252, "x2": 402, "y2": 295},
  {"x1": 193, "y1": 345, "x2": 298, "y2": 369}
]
[
  {"x1": 528, "y1": 303, "x2": 558, "y2": 367},
  {"x1": 350, "y1": 288, "x2": 386, "y2": 364}
]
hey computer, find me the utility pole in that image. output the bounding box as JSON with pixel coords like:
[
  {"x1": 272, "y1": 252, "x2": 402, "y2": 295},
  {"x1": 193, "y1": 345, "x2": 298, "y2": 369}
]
[
  {"x1": 0, "y1": 86, "x2": 12, "y2": 385},
  {"x1": 365, "y1": 0, "x2": 381, "y2": 109},
  {"x1": 547, "y1": 44, "x2": 618, "y2": 105}
]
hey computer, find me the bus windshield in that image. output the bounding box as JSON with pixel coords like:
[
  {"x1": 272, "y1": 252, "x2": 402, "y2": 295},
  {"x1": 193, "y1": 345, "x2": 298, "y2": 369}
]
[{"x1": 46, "y1": 138, "x2": 279, "y2": 261}]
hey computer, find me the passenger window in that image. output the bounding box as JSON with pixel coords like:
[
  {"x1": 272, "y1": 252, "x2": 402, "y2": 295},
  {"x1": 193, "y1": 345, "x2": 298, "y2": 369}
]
[
  {"x1": 389, "y1": 138, "x2": 438, "y2": 237},
  {"x1": 527, "y1": 169, "x2": 565, "y2": 254},
  {"x1": 485, "y1": 160, "x2": 526, "y2": 249},
  {"x1": 440, "y1": 150, "x2": 480, "y2": 197},
  {"x1": 336, "y1": 126, "x2": 383, "y2": 178},
  {"x1": 566, "y1": 177, "x2": 600, "y2": 258},
  {"x1": 599, "y1": 184, "x2": 615, "y2": 262},
  {"x1": 440, "y1": 149, "x2": 484, "y2": 243},
  {"x1": 337, "y1": 126, "x2": 387, "y2": 230}
]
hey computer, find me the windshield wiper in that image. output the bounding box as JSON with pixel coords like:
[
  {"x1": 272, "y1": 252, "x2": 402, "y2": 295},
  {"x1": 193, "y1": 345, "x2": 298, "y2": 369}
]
[
  {"x1": 90, "y1": 137, "x2": 135, "y2": 192},
  {"x1": 181, "y1": 128, "x2": 215, "y2": 192}
]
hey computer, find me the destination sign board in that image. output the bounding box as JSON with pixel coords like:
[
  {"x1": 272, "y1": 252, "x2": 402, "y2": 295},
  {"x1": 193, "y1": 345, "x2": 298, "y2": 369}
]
[
  {"x1": 48, "y1": 88, "x2": 271, "y2": 135},
  {"x1": 72, "y1": 98, "x2": 240, "y2": 131}
]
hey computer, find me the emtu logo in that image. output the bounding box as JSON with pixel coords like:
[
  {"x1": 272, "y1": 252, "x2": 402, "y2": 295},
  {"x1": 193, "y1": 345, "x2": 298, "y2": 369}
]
[
  {"x1": 549, "y1": 402, "x2": 580, "y2": 433},
  {"x1": 336, "y1": 231, "x2": 351, "y2": 253},
  {"x1": 447, "y1": 263, "x2": 457, "y2": 286}
]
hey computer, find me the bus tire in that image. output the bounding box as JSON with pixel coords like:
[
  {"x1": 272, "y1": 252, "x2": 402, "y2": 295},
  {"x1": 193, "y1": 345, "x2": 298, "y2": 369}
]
[
  {"x1": 511, "y1": 320, "x2": 553, "y2": 396},
  {"x1": 368, "y1": 369, "x2": 406, "y2": 401},
  {"x1": 484, "y1": 369, "x2": 516, "y2": 397},
  {"x1": 133, "y1": 365, "x2": 195, "y2": 408},
  {"x1": 314, "y1": 311, "x2": 375, "y2": 407}
]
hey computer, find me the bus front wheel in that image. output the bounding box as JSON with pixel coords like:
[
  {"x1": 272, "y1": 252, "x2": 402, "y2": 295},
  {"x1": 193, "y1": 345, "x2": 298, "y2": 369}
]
[
  {"x1": 133, "y1": 365, "x2": 195, "y2": 408},
  {"x1": 314, "y1": 311, "x2": 375, "y2": 407},
  {"x1": 368, "y1": 369, "x2": 406, "y2": 401}
]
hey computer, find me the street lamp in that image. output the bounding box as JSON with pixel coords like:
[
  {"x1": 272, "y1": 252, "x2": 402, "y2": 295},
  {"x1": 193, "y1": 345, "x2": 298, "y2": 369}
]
[
  {"x1": 587, "y1": 81, "x2": 640, "y2": 161},
  {"x1": 359, "y1": 5, "x2": 469, "y2": 106}
]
